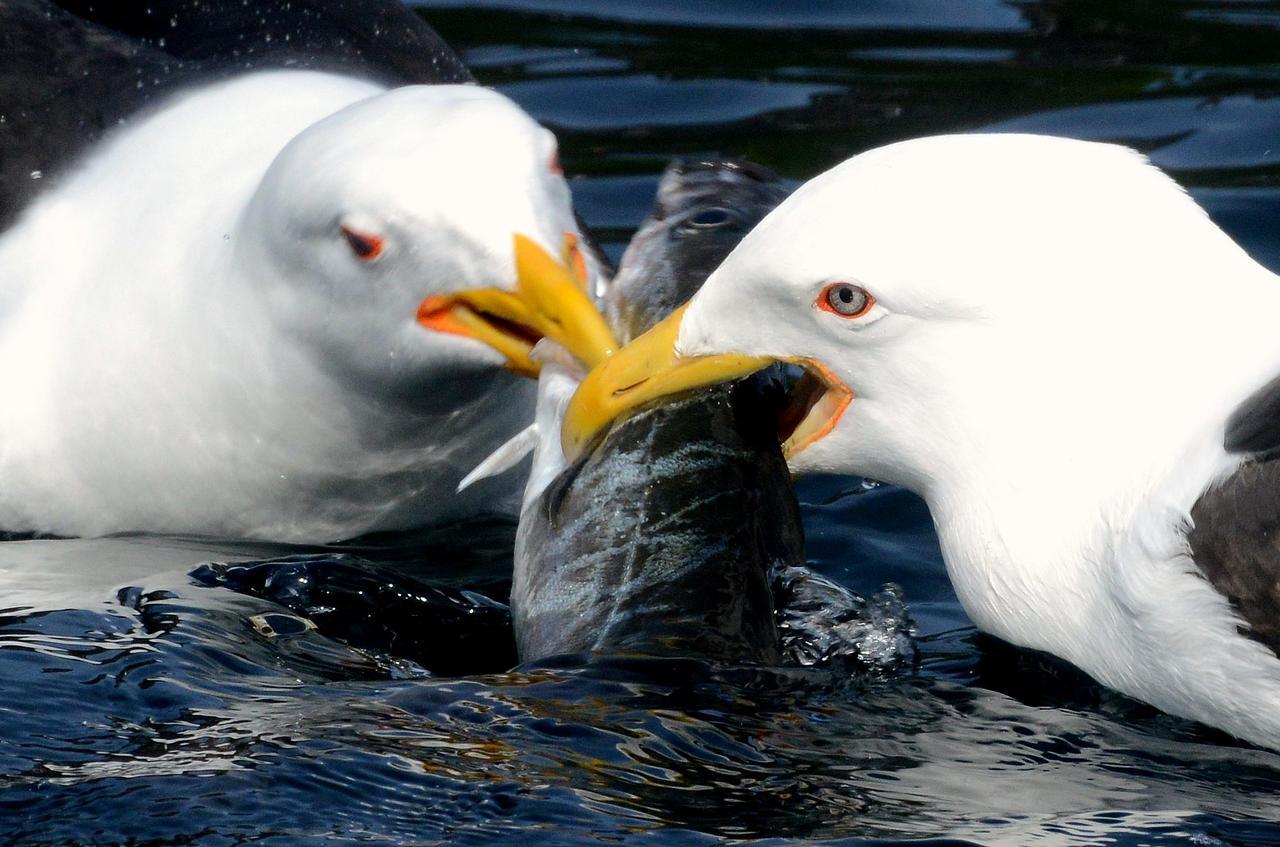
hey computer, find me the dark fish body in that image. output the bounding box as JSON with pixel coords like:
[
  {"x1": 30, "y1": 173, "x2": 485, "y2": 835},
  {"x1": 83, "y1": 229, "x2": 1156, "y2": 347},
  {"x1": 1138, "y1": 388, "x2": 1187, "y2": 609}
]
[
  {"x1": 512, "y1": 161, "x2": 802, "y2": 664},
  {"x1": 604, "y1": 161, "x2": 796, "y2": 344}
]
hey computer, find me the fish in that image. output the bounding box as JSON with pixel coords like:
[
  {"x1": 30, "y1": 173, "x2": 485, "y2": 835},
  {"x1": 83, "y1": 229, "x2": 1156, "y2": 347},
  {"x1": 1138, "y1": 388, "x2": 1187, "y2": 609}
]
[{"x1": 507, "y1": 160, "x2": 803, "y2": 664}]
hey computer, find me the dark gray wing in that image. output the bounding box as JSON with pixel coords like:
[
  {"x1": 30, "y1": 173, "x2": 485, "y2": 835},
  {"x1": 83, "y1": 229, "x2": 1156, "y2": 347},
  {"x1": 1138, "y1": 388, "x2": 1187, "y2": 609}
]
[
  {"x1": 50, "y1": 0, "x2": 472, "y2": 86},
  {"x1": 1, "y1": 0, "x2": 471, "y2": 231},
  {"x1": 1189, "y1": 417, "x2": 1280, "y2": 656},
  {"x1": 1224, "y1": 371, "x2": 1280, "y2": 456},
  {"x1": 0, "y1": 1, "x2": 183, "y2": 229}
]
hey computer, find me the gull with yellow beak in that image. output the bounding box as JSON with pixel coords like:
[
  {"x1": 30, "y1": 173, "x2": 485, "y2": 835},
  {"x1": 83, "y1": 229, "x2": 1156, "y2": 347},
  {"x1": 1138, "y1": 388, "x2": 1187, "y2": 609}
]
[
  {"x1": 0, "y1": 76, "x2": 615, "y2": 542},
  {"x1": 564, "y1": 132, "x2": 1280, "y2": 750}
]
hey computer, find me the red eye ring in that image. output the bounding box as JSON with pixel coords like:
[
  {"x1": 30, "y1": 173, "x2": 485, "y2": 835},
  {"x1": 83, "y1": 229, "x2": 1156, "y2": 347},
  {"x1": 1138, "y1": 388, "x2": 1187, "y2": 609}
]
[
  {"x1": 817, "y1": 282, "x2": 874, "y2": 319},
  {"x1": 341, "y1": 225, "x2": 384, "y2": 261}
]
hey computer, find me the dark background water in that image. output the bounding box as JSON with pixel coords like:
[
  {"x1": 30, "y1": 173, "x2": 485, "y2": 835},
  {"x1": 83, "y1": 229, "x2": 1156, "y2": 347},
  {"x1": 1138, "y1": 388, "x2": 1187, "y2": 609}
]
[{"x1": 6, "y1": 1, "x2": 1280, "y2": 844}]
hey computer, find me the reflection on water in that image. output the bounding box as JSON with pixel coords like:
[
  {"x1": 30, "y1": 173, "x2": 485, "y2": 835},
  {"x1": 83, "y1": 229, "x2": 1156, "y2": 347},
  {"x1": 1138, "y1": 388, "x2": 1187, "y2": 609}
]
[
  {"x1": 501, "y1": 75, "x2": 847, "y2": 131},
  {"x1": 415, "y1": 0, "x2": 1032, "y2": 32},
  {"x1": 985, "y1": 96, "x2": 1280, "y2": 171},
  {"x1": 438, "y1": 0, "x2": 1280, "y2": 268},
  {"x1": 4, "y1": 499, "x2": 1280, "y2": 845},
  {"x1": 6, "y1": 1, "x2": 1280, "y2": 844}
]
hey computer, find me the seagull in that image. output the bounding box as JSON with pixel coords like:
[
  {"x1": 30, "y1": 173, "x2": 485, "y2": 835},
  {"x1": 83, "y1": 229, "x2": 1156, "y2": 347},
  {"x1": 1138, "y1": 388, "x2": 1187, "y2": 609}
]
[
  {"x1": 0, "y1": 2, "x2": 615, "y2": 542},
  {"x1": 563, "y1": 132, "x2": 1280, "y2": 750}
]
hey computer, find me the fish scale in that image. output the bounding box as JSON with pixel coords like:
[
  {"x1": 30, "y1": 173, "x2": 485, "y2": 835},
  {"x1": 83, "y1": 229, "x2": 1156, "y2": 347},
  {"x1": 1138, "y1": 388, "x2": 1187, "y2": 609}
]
[{"x1": 510, "y1": 160, "x2": 800, "y2": 663}]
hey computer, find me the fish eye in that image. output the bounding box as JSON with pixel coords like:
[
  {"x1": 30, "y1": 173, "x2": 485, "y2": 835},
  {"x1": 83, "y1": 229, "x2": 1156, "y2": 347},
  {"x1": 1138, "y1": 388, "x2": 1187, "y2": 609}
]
[
  {"x1": 341, "y1": 225, "x2": 384, "y2": 262},
  {"x1": 682, "y1": 207, "x2": 734, "y2": 229},
  {"x1": 818, "y1": 282, "x2": 874, "y2": 318}
]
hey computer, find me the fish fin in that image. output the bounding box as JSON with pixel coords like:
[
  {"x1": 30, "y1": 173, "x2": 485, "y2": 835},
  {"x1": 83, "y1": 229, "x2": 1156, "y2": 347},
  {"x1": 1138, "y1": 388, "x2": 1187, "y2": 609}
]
[
  {"x1": 457, "y1": 424, "x2": 540, "y2": 493},
  {"x1": 530, "y1": 337, "x2": 590, "y2": 377}
]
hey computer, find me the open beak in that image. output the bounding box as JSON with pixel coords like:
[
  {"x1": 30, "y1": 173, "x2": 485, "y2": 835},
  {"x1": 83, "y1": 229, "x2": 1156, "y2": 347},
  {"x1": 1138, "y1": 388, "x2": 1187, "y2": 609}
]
[
  {"x1": 416, "y1": 233, "x2": 619, "y2": 377},
  {"x1": 560, "y1": 304, "x2": 853, "y2": 462}
]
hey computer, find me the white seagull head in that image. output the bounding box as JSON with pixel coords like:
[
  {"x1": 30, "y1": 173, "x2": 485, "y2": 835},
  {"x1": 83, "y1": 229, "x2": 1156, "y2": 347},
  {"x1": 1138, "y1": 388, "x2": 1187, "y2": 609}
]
[
  {"x1": 241, "y1": 84, "x2": 614, "y2": 401},
  {"x1": 566, "y1": 133, "x2": 1280, "y2": 507}
]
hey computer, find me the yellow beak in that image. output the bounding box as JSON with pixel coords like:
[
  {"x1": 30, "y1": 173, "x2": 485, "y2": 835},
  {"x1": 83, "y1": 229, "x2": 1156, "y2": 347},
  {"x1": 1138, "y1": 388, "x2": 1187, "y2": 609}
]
[
  {"x1": 560, "y1": 304, "x2": 775, "y2": 459},
  {"x1": 416, "y1": 234, "x2": 619, "y2": 377}
]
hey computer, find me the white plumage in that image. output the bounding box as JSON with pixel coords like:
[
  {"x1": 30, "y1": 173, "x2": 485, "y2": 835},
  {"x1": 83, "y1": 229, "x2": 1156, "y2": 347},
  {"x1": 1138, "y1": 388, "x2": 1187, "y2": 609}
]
[
  {"x1": 671, "y1": 133, "x2": 1280, "y2": 748},
  {"x1": 0, "y1": 72, "x2": 582, "y2": 541}
]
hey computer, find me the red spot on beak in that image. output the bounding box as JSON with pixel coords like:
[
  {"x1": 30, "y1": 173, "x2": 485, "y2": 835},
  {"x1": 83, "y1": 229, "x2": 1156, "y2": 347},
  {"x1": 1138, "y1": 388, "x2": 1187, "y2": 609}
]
[
  {"x1": 549, "y1": 149, "x2": 564, "y2": 176},
  {"x1": 564, "y1": 232, "x2": 588, "y2": 287}
]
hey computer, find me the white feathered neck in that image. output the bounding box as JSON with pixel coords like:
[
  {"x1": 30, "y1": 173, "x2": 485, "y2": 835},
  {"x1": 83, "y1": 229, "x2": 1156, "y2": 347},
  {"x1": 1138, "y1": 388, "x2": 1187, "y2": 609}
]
[{"x1": 679, "y1": 134, "x2": 1280, "y2": 746}]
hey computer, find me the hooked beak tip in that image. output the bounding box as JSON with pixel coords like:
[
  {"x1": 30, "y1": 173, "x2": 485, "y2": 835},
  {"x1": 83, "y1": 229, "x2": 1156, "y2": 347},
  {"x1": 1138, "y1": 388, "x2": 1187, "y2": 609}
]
[
  {"x1": 560, "y1": 304, "x2": 774, "y2": 460},
  {"x1": 414, "y1": 232, "x2": 617, "y2": 379}
]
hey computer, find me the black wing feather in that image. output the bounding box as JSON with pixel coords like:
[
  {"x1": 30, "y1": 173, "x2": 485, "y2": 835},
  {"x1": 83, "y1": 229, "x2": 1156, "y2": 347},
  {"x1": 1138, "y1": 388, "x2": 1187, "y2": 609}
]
[
  {"x1": 0, "y1": 1, "x2": 181, "y2": 230},
  {"x1": 1189, "y1": 449, "x2": 1280, "y2": 657},
  {"x1": 49, "y1": 0, "x2": 472, "y2": 87},
  {"x1": 1225, "y1": 372, "x2": 1280, "y2": 456},
  {"x1": 0, "y1": 0, "x2": 470, "y2": 232}
]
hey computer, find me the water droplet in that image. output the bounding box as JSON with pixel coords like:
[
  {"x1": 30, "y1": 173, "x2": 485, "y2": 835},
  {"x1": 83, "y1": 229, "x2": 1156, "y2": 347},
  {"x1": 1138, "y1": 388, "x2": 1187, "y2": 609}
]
[
  {"x1": 775, "y1": 566, "x2": 917, "y2": 671},
  {"x1": 29, "y1": 170, "x2": 42, "y2": 180}
]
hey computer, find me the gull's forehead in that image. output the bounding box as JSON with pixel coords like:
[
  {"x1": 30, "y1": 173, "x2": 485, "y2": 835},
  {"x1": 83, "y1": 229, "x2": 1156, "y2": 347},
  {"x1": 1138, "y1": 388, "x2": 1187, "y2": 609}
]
[
  {"x1": 299, "y1": 85, "x2": 550, "y2": 175},
  {"x1": 253, "y1": 83, "x2": 568, "y2": 262},
  {"x1": 281, "y1": 88, "x2": 554, "y2": 211},
  {"x1": 352, "y1": 84, "x2": 535, "y2": 125},
  {"x1": 722, "y1": 133, "x2": 1212, "y2": 308},
  {"x1": 798, "y1": 134, "x2": 1154, "y2": 236},
  {"x1": 831, "y1": 133, "x2": 1148, "y2": 191}
]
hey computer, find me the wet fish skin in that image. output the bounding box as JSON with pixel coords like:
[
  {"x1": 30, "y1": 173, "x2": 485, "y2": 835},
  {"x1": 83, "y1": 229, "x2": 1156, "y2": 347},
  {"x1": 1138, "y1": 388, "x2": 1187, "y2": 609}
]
[
  {"x1": 512, "y1": 160, "x2": 801, "y2": 664},
  {"x1": 605, "y1": 160, "x2": 793, "y2": 342}
]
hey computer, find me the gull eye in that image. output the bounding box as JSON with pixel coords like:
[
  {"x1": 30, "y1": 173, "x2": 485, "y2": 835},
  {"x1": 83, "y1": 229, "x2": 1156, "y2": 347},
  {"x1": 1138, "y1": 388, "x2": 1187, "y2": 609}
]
[
  {"x1": 818, "y1": 282, "x2": 873, "y2": 318},
  {"x1": 682, "y1": 207, "x2": 734, "y2": 230},
  {"x1": 341, "y1": 225, "x2": 384, "y2": 262}
]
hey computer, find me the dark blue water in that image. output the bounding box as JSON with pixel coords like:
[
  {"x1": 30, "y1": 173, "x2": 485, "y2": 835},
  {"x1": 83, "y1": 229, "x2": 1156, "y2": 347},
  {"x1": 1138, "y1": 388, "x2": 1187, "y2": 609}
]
[{"x1": 7, "y1": 1, "x2": 1280, "y2": 844}]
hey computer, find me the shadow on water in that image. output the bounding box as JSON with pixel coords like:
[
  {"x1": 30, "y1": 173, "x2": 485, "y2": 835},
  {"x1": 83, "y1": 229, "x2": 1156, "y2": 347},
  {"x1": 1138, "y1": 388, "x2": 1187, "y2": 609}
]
[{"x1": 6, "y1": 0, "x2": 1280, "y2": 844}]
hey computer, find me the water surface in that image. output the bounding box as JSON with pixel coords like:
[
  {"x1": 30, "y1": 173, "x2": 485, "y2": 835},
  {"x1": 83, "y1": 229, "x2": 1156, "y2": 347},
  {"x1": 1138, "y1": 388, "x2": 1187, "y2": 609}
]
[{"x1": 7, "y1": 1, "x2": 1280, "y2": 844}]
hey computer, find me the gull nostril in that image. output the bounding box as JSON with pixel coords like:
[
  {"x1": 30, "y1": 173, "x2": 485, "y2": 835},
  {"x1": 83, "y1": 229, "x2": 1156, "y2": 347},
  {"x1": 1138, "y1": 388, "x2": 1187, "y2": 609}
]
[{"x1": 614, "y1": 379, "x2": 647, "y2": 397}]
